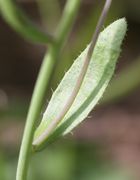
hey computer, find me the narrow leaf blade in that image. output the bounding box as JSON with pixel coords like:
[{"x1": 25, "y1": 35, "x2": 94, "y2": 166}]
[{"x1": 33, "y1": 18, "x2": 127, "y2": 151}]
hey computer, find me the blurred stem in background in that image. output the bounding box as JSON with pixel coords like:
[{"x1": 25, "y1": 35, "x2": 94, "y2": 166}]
[
  {"x1": 0, "y1": 0, "x2": 53, "y2": 44},
  {"x1": 16, "y1": 0, "x2": 81, "y2": 180},
  {"x1": 36, "y1": 0, "x2": 61, "y2": 32}
]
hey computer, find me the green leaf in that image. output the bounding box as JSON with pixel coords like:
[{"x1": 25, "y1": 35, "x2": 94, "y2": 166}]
[{"x1": 33, "y1": 18, "x2": 127, "y2": 151}]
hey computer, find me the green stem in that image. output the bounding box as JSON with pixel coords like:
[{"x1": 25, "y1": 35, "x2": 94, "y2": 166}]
[
  {"x1": 16, "y1": 0, "x2": 80, "y2": 180},
  {"x1": 0, "y1": 0, "x2": 53, "y2": 44},
  {"x1": 16, "y1": 47, "x2": 57, "y2": 180},
  {"x1": 55, "y1": 0, "x2": 81, "y2": 48},
  {"x1": 47, "y1": 0, "x2": 81, "y2": 86}
]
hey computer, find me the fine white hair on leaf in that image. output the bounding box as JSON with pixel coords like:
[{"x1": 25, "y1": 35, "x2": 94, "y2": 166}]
[{"x1": 33, "y1": 19, "x2": 127, "y2": 152}]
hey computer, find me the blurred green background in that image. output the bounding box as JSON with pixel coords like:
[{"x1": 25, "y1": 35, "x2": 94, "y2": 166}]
[{"x1": 0, "y1": 0, "x2": 140, "y2": 179}]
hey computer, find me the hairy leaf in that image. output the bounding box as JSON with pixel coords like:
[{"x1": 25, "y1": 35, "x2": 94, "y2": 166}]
[{"x1": 33, "y1": 18, "x2": 127, "y2": 151}]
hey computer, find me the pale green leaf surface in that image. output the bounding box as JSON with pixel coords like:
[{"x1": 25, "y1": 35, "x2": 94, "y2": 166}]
[{"x1": 33, "y1": 19, "x2": 127, "y2": 151}]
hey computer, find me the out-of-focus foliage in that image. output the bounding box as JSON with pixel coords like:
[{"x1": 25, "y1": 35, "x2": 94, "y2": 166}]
[{"x1": 0, "y1": 142, "x2": 133, "y2": 180}]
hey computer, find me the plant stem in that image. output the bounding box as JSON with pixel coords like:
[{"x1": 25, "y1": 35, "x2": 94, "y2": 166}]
[
  {"x1": 0, "y1": 0, "x2": 53, "y2": 44},
  {"x1": 16, "y1": 0, "x2": 80, "y2": 180},
  {"x1": 55, "y1": 0, "x2": 80, "y2": 48},
  {"x1": 16, "y1": 47, "x2": 56, "y2": 180}
]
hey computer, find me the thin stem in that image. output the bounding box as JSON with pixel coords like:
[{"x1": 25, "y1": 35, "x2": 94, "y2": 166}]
[
  {"x1": 43, "y1": 0, "x2": 81, "y2": 89},
  {"x1": 32, "y1": 0, "x2": 112, "y2": 147},
  {"x1": 16, "y1": 47, "x2": 57, "y2": 180},
  {"x1": 16, "y1": 0, "x2": 81, "y2": 180},
  {"x1": 55, "y1": 0, "x2": 81, "y2": 48},
  {"x1": 0, "y1": 0, "x2": 53, "y2": 44}
]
